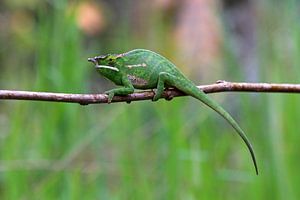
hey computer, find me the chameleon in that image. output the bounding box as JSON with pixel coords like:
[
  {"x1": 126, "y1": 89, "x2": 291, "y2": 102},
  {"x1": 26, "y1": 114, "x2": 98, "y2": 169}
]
[{"x1": 88, "y1": 49, "x2": 258, "y2": 174}]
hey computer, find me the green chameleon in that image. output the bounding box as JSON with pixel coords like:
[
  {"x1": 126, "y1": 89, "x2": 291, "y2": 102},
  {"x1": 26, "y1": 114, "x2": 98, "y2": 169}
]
[{"x1": 88, "y1": 49, "x2": 258, "y2": 174}]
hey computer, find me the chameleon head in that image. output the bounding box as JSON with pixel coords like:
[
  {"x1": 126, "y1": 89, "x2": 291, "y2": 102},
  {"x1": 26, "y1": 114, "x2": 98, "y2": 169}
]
[{"x1": 88, "y1": 54, "x2": 120, "y2": 72}]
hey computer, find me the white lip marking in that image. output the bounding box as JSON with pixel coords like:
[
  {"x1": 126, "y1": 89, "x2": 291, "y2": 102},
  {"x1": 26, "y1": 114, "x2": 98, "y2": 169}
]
[
  {"x1": 96, "y1": 65, "x2": 119, "y2": 72},
  {"x1": 126, "y1": 63, "x2": 147, "y2": 69}
]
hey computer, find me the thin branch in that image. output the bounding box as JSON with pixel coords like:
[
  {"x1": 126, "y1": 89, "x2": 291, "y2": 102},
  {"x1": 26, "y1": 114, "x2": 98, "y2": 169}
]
[{"x1": 1, "y1": 81, "x2": 300, "y2": 105}]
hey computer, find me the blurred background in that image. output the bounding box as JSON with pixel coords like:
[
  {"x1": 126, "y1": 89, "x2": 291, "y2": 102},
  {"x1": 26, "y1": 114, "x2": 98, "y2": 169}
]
[{"x1": 0, "y1": 0, "x2": 300, "y2": 199}]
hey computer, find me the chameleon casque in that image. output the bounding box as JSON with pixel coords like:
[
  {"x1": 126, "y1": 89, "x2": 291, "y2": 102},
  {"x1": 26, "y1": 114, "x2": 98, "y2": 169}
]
[{"x1": 88, "y1": 49, "x2": 258, "y2": 174}]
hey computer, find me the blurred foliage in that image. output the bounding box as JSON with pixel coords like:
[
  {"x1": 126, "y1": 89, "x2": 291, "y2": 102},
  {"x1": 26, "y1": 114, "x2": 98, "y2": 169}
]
[{"x1": 0, "y1": 0, "x2": 300, "y2": 199}]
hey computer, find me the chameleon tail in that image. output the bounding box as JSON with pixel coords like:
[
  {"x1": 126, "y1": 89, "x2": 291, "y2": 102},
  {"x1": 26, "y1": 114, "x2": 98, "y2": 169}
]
[{"x1": 180, "y1": 83, "x2": 258, "y2": 174}]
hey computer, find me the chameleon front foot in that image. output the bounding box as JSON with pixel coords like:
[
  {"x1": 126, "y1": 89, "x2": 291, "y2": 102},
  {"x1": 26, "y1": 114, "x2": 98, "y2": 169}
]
[
  {"x1": 152, "y1": 90, "x2": 162, "y2": 102},
  {"x1": 105, "y1": 85, "x2": 135, "y2": 104},
  {"x1": 105, "y1": 91, "x2": 115, "y2": 104}
]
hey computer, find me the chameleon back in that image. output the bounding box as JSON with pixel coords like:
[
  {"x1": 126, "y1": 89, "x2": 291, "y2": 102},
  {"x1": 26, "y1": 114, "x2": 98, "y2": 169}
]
[{"x1": 119, "y1": 49, "x2": 187, "y2": 89}]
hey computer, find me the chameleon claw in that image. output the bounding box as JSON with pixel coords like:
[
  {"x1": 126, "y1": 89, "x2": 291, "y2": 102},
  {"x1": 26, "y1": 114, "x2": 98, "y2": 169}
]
[
  {"x1": 105, "y1": 92, "x2": 114, "y2": 104},
  {"x1": 152, "y1": 94, "x2": 160, "y2": 102},
  {"x1": 151, "y1": 89, "x2": 158, "y2": 102},
  {"x1": 107, "y1": 98, "x2": 112, "y2": 104}
]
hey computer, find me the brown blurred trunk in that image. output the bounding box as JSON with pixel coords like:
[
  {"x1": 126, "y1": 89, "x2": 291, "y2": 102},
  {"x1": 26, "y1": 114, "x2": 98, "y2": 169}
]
[
  {"x1": 175, "y1": 0, "x2": 258, "y2": 82},
  {"x1": 175, "y1": 0, "x2": 222, "y2": 81}
]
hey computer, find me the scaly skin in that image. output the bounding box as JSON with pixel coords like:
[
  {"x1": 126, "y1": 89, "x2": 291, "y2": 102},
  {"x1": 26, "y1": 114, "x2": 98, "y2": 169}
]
[{"x1": 88, "y1": 49, "x2": 258, "y2": 174}]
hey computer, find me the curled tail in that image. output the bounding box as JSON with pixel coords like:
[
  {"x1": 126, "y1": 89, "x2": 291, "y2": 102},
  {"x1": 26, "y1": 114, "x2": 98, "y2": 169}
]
[
  {"x1": 195, "y1": 90, "x2": 258, "y2": 175},
  {"x1": 178, "y1": 82, "x2": 258, "y2": 174}
]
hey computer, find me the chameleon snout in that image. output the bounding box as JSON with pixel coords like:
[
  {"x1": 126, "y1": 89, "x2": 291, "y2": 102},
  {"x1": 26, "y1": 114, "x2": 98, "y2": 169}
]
[{"x1": 87, "y1": 57, "x2": 97, "y2": 65}]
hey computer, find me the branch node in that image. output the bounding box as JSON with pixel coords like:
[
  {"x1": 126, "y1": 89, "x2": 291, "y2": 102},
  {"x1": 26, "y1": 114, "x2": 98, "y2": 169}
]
[{"x1": 216, "y1": 80, "x2": 226, "y2": 84}]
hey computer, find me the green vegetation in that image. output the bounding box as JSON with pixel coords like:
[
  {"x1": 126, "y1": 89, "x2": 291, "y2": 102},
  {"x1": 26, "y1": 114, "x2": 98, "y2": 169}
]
[{"x1": 0, "y1": 0, "x2": 300, "y2": 199}]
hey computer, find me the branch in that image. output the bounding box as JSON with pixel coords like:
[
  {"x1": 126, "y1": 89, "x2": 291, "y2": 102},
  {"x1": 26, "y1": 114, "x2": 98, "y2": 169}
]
[{"x1": 1, "y1": 81, "x2": 300, "y2": 105}]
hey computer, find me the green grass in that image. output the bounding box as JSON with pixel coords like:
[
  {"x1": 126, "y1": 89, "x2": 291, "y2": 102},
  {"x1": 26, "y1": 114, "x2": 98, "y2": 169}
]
[{"x1": 1, "y1": 0, "x2": 300, "y2": 199}]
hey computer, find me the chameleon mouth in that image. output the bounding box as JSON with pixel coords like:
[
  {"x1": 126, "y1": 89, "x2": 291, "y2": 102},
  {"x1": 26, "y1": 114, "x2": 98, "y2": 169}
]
[
  {"x1": 87, "y1": 57, "x2": 97, "y2": 64},
  {"x1": 88, "y1": 57, "x2": 119, "y2": 72}
]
